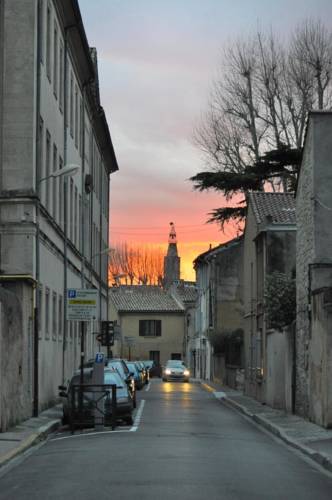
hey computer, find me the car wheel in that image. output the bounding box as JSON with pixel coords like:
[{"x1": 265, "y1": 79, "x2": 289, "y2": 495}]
[
  {"x1": 125, "y1": 415, "x2": 134, "y2": 425},
  {"x1": 162, "y1": 378, "x2": 167, "y2": 382},
  {"x1": 62, "y1": 412, "x2": 68, "y2": 425}
]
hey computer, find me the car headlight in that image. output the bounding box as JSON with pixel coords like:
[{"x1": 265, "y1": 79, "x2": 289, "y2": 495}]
[
  {"x1": 184, "y1": 370, "x2": 190, "y2": 376},
  {"x1": 165, "y1": 369, "x2": 171, "y2": 375}
]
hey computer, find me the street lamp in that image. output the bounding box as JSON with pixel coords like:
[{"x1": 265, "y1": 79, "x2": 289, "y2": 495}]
[
  {"x1": 34, "y1": 164, "x2": 80, "y2": 417},
  {"x1": 38, "y1": 164, "x2": 79, "y2": 183}
]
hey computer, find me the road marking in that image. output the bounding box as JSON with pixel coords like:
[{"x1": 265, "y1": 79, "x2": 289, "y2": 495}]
[
  {"x1": 52, "y1": 429, "x2": 132, "y2": 441},
  {"x1": 130, "y1": 399, "x2": 145, "y2": 432},
  {"x1": 213, "y1": 391, "x2": 227, "y2": 400},
  {"x1": 52, "y1": 400, "x2": 146, "y2": 441},
  {"x1": 145, "y1": 382, "x2": 151, "y2": 392},
  {"x1": 201, "y1": 382, "x2": 214, "y2": 393}
]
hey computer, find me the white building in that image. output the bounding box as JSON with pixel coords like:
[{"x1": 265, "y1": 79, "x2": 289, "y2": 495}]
[{"x1": 0, "y1": 0, "x2": 118, "y2": 429}]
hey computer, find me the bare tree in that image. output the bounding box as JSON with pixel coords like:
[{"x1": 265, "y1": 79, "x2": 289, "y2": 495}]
[
  {"x1": 192, "y1": 19, "x2": 332, "y2": 226},
  {"x1": 290, "y1": 19, "x2": 332, "y2": 110},
  {"x1": 108, "y1": 243, "x2": 165, "y2": 286}
]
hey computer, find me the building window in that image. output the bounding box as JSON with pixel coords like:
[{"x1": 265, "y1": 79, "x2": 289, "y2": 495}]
[
  {"x1": 59, "y1": 41, "x2": 64, "y2": 111},
  {"x1": 45, "y1": 130, "x2": 51, "y2": 210},
  {"x1": 171, "y1": 353, "x2": 182, "y2": 360},
  {"x1": 74, "y1": 186, "x2": 78, "y2": 246},
  {"x1": 70, "y1": 73, "x2": 74, "y2": 137},
  {"x1": 79, "y1": 194, "x2": 82, "y2": 251},
  {"x1": 52, "y1": 292, "x2": 57, "y2": 340},
  {"x1": 74, "y1": 85, "x2": 78, "y2": 148},
  {"x1": 79, "y1": 98, "x2": 83, "y2": 157},
  {"x1": 58, "y1": 295, "x2": 63, "y2": 339},
  {"x1": 53, "y1": 22, "x2": 58, "y2": 98},
  {"x1": 70, "y1": 178, "x2": 74, "y2": 241},
  {"x1": 39, "y1": 0, "x2": 44, "y2": 64},
  {"x1": 38, "y1": 285, "x2": 43, "y2": 340},
  {"x1": 139, "y1": 320, "x2": 161, "y2": 337},
  {"x1": 149, "y1": 351, "x2": 160, "y2": 365},
  {"x1": 45, "y1": 287, "x2": 50, "y2": 339},
  {"x1": 52, "y1": 144, "x2": 57, "y2": 219},
  {"x1": 58, "y1": 156, "x2": 64, "y2": 227},
  {"x1": 38, "y1": 117, "x2": 44, "y2": 181},
  {"x1": 46, "y1": 2, "x2": 51, "y2": 81}
]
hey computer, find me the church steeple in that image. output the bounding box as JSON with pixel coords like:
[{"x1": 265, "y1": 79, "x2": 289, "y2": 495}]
[
  {"x1": 168, "y1": 222, "x2": 177, "y2": 244},
  {"x1": 164, "y1": 222, "x2": 180, "y2": 288}
]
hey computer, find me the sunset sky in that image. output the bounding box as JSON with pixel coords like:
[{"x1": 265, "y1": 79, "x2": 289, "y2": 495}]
[{"x1": 79, "y1": 0, "x2": 332, "y2": 281}]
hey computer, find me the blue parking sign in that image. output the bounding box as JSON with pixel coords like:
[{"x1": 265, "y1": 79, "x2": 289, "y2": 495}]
[
  {"x1": 95, "y1": 353, "x2": 104, "y2": 364},
  {"x1": 68, "y1": 289, "x2": 76, "y2": 298}
]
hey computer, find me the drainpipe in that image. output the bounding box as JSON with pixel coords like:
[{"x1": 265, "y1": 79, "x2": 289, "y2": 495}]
[
  {"x1": 33, "y1": 0, "x2": 42, "y2": 417},
  {"x1": 62, "y1": 26, "x2": 70, "y2": 383}
]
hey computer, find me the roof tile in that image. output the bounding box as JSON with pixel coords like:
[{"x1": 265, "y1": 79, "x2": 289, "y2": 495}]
[
  {"x1": 248, "y1": 192, "x2": 296, "y2": 225},
  {"x1": 109, "y1": 286, "x2": 184, "y2": 313}
]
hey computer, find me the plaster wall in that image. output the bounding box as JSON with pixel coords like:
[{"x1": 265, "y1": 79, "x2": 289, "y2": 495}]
[
  {"x1": 266, "y1": 330, "x2": 288, "y2": 409},
  {"x1": 243, "y1": 205, "x2": 261, "y2": 398},
  {"x1": 296, "y1": 112, "x2": 332, "y2": 424},
  {"x1": 0, "y1": 283, "x2": 33, "y2": 431},
  {"x1": 0, "y1": 0, "x2": 111, "y2": 413},
  {"x1": 108, "y1": 309, "x2": 185, "y2": 366}
]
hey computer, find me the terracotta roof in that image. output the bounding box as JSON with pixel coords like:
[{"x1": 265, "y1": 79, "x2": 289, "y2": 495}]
[
  {"x1": 248, "y1": 192, "x2": 296, "y2": 225},
  {"x1": 109, "y1": 286, "x2": 184, "y2": 313},
  {"x1": 172, "y1": 285, "x2": 198, "y2": 303}
]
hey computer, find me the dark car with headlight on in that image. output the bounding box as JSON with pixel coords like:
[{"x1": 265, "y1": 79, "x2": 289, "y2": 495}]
[{"x1": 162, "y1": 360, "x2": 190, "y2": 382}]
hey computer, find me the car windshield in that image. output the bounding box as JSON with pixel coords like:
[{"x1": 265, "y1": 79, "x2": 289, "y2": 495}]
[
  {"x1": 104, "y1": 371, "x2": 124, "y2": 388},
  {"x1": 107, "y1": 361, "x2": 126, "y2": 379},
  {"x1": 166, "y1": 360, "x2": 185, "y2": 368},
  {"x1": 127, "y1": 363, "x2": 138, "y2": 375}
]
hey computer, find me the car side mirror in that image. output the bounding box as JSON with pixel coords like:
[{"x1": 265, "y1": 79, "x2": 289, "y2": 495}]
[{"x1": 59, "y1": 391, "x2": 68, "y2": 398}]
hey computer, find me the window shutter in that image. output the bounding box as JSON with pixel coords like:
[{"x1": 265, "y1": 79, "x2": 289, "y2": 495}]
[
  {"x1": 156, "y1": 320, "x2": 161, "y2": 336},
  {"x1": 139, "y1": 320, "x2": 144, "y2": 336}
]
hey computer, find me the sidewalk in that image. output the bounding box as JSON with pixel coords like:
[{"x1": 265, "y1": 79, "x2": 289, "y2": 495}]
[
  {"x1": 0, "y1": 405, "x2": 62, "y2": 469},
  {"x1": 201, "y1": 379, "x2": 332, "y2": 473}
]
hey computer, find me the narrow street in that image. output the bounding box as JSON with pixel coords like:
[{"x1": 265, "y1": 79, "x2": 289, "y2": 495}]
[{"x1": 0, "y1": 380, "x2": 331, "y2": 500}]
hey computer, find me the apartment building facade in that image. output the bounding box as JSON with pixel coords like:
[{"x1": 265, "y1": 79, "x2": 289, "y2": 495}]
[{"x1": 0, "y1": 0, "x2": 118, "y2": 429}]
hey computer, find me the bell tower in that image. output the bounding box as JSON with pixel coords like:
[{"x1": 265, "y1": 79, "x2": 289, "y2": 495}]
[{"x1": 163, "y1": 222, "x2": 180, "y2": 289}]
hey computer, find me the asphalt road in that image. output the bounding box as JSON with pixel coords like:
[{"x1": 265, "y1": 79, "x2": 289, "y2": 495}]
[{"x1": 0, "y1": 380, "x2": 332, "y2": 499}]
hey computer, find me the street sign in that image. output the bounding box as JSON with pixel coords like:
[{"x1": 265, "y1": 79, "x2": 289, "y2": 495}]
[
  {"x1": 95, "y1": 352, "x2": 104, "y2": 364},
  {"x1": 124, "y1": 336, "x2": 135, "y2": 345},
  {"x1": 67, "y1": 289, "x2": 98, "y2": 321}
]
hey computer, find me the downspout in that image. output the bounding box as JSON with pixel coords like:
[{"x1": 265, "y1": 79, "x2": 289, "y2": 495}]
[
  {"x1": 62, "y1": 26, "x2": 69, "y2": 383},
  {"x1": 99, "y1": 157, "x2": 102, "y2": 328},
  {"x1": 33, "y1": 0, "x2": 42, "y2": 417}
]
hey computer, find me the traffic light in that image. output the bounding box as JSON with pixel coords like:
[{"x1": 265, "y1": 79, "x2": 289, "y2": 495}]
[{"x1": 96, "y1": 321, "x2": 114, "y2": 346}]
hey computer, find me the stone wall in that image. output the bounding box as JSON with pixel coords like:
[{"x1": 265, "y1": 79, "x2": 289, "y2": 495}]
[
  {"x1": 296, "y1": 121, "x2": 314, "y2": 418},
  {"x1": 0, "y1": 283, "x2": 33, "y2": 431}
]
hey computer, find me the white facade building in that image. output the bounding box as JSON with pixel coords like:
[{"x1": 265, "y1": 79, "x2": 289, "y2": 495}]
[{"x1": 0, "y1": 0, "x2": 118, "y2": 428}]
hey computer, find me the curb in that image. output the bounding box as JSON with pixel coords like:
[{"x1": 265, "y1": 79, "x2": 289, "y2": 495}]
[
  {"x1": 201, "y1": 381, "x2": 332, "y2": 474},
  {"x1": 0, "y1": 419, "x2": 61, "y2": 469}
]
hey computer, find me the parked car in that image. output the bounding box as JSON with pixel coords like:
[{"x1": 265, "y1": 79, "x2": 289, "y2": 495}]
[
  {"x1": 126, "y1": 361, "x2": 144, "y2": 390},
  {"x1": 162, "y1": 360, "x2": 190, "y2": 382},
  {"x1": 105, "y1": 358, "x2": 137, "y2": 408},
  {"x1": 59, "y1": 368, "x2": 134, "y2": 427},
  {"x1": 103, "y1": 369, "x2": 134, "y2": 425},
  {"x1": 141, "y1": 360, "x2": 162, "y2": 378},
  {"x1": 135, "y1": 360, "x2": 149, "y2": 384}
]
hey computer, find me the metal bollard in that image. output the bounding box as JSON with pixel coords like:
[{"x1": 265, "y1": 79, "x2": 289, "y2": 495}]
[{"x1": 111, "y1": 384, "x2": 117, "y2": 430}]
